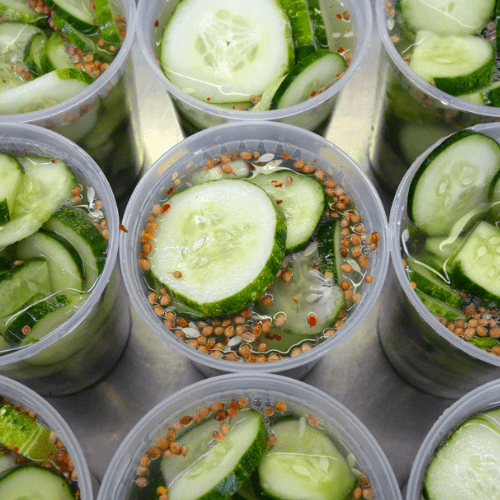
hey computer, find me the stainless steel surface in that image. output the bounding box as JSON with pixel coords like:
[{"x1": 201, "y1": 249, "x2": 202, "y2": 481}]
[{"x1": 46, "y1": 24, "x2": 456, "y2": 499}]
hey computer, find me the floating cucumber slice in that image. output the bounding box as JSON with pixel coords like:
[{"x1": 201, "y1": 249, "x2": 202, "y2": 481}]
[
  {"x1": 50, "y1": 12, "x2": 98, "y2": 55},
  {"x1": 408, "y1": 130, "x2": 500, "y2": 236},
  {"x1": 94, "y1": 0, "x2": 122, "y2": 46},
  {"x1": 317, "y1": 219, "x2": 342, "y2": 283},
  {"x1": 0, "y1": 157, "x2": 76, "y2": 248},
  {"x1": 424, "y1": 415, "x2": 500, "y2": 499},
  {"x1": 16, "y1": 230, "x2": 84, "y2": 293},
  {"x1": 451, "y1": 221, "x2": 500, "y2": 304},
  {"x1": 0, "y1": 153, "x2": 23, "y2": 225},
  {"x1": 307, "y1": 0, "x2": 328, "y2": 49},
  {"x1": 258, "y1": 243, "x2": 344, "y2": 335},
  {"x1": 0, "y1": 402, "x2": 58, "y2": 461},
  {"x1": 248, "y1": 169, "x2": 325, "y2": 251},
  {"x1": 409, "y1": 31, "x2": 495, "y2": 96},
  {"x1": 0, "y1": 0, "x2": 48, "y2": 24},
  {"x1": 160, "y1": 0, "x2": 294, "y2": 103},
  {"x1": 43, "y1": 0, "x2": 96, "y2": 33},
  {"x1": 258, "y1": 418, "x2": 356, "y2": 500},
  {"x1": 43, "y1": 207, "x2": 107, "y2": 291},
  {"x1": 23, "y1": 31, "x2": 48, "y2": 77},
  {"x1": 188, "y1": 159, "x2": 250, "y2": 184},
  {"x1": 0, "y1": 259, "x2": 51, "y2": 319},
  {"x1": 271, "y1": 49, "x2": 346, "y2": 109},
  {"x1": 162, "y1": 409, "x2": 268, "y2": 500},
  {"x1": 40, "y1": 33, "x2": 74, "y2": 73},
  {"x1": 0, "y1": 467, "x2": 76, "y2": 500},
  {"x1": 0, "y1": 68, "x2": 92, "y2": 114},
  {"x1": 148, "y1": 179, "x2": 287, "y2": 317},
  {"x1": 400, "y1": 0, "x2": 496, "y2": 36},
  {"x1": 279, "y1": 0, "x2": 316, "y2": 60}
]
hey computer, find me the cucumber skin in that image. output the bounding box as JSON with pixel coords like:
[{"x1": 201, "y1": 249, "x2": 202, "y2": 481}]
[
  {"x1": 451, "y1": 260, "x2": 499, "y2": 305},
  {"x1": 408, "y1": 129, "x2": 477, "y2": 224},
  {"x1": 42, "y1": 0, "x2": 96, "y2": 34}
]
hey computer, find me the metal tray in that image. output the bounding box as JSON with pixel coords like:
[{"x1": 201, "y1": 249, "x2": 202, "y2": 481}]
[{"x1": 46, "y1": 22, "x2": 456, "y2": 498}]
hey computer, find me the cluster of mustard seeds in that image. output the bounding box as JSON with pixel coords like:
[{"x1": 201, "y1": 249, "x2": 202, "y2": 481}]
[
  {"x1": 133, "y1": 398, "x2": 373, "y2": 500},
  {"x1": 138, "y1": 151, "x2": 380, "y2": 363},
  {"x1": 0, "y1": 397, "x2": 79, "y2": 495}
]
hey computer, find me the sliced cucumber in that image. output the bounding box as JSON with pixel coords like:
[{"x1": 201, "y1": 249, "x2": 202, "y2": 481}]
[
  {"x1": 2, "y1": 291, "x2": 82, "y2": 345},
  {"x1": 43, "y1": 207, "x2": 107, "y2": 291},
  {"x1": 0, "y1": 156, "x2": 76, "y2": 248},
  {"x1": 424, "y1": 235, "x2": 464, "y2": 264},
  {"x1": 400, "y1": 0, "x2": 496, "y2": 36},
  {"x1": 248, "y1": 169, "x2": 325, "y2": 251},
  {"x1": 271, "y1": 49, "x2": 346, "y2": 109},
  {"x1": 94, "y1": 0, "x2": 122, "y2": 46},
  {"x1": 450, "y1": 221, "x2": 500, "y2": 304},
  {"x1": 43, "y1": 0, "x2": 96, "y2": 33},
  {"x1": 258, "y1": 418, "x2": 356, "y2": 500},
  {"x1": 317, "y1": 219, "x2": 342, "y2": 283},
  {"x1": 279, "y1": 0, "x2": 316, "y2": 60},
  {"x1": 408, "y1": 130, "x2": 500, "y2": 236},
  {"x1": 0, "y1": 401, "x2": 58, "y2": 461},
  {"x1": 415, "y1": 290, "x2": 465, "y2": 322},
  {"x1": 307, "y1": 0, "x2": 328, "y2": 49},
  {"x1": 148, "y1": 179, "x2": 287, "y2": 317},
  {"x1": 160, "y1": 0, "x2": 294, "y2": 103},
  {"x1": 0, "y1": 68, "x2": 92, "y2": 114},
  {"x1": 0, "y1": 153, "x2": 23, "y2": 225},
  {"x1": 409, "y1": 31, "x2": 495, "y2": 96},
  {"x1": 51, "y1": 12, "x2": 98, "y2": 54},
  {"x1": 424, "y1": 415, "x2": 500, "y2": 499},
  {"x1": 0, "y1": 466, "x2": 75, "y2": 500},
  {"x1": 188, "y1": 159, "x2": 250, "y2": 185},
  {"x1": 16, "y1": 230, "x2": 84, "y2": 293},
  {"x1": 23, "y1": 31, "x2": 48, "y2": 77},
  {"x1": 40, "y1": 33, "x2": 74, "y2": 73},
  {"x1": 258, "y1": 242, "x2": 344, "y2": 335},
  {"x1": 0, "y1": 258, "x2": 51, "y2": 319},
  {"x1": 0, "y1": 0, "x2": 48, "y2": 24},
  {"x1": 459, "y1": 81, "x2": 500, "y2": 107},
  {"x1": 162, "y1": 409, "x2": 268, "y2": 500}
]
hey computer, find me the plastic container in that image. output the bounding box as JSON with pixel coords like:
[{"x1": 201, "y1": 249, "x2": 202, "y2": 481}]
[
  {"x1": 0, "y1": 374, "x2": 93, "y2": 499},
  {"x1": 379, "y1": 122, "x2": 500, "y2": 400},
  {"x1": 120, "y1": 120, "x2": 389, "y2": 378},
  {"x1": 406, "y1": 378, "x2": 500, "y2": 498},
  {"x1": 97, "y1": 372, "x2": 402, "y2": 499},
  {"x1": 136, "y1": 0, "x2": 372, "y2": 133},
  {"x1": 0, "y1": 123, "x2": 131, "y2": 397},
  {"x1": 0, "y1": 0, "x2": 141, "y2": 202},
  {"x1": 370, "y1": 0, "x2": 500, "y2": 195}
]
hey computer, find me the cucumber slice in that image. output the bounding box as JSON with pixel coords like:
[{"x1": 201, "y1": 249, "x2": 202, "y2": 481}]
[
  {"x1": 271, "y1": 49, "x2": 346, "y2": 109},
  {"x1": 0, "y1": 153, "x2": 23, "y2": 225},
  {"x1": 407, "y1": 258, "x2": 463, "y2": 308},
  {"x1": 23, "y1": 31, "x2": 48, "y2": 77},
  {"x1": 0, "y1": 259, "x2": 51, "y2": 319},
  {"x1": 248, "y1": 170, "x2": 325, "y2": 251},
  {"x1": 424, "y1": 235, "x2": 464, "y2": 263},
  {"x1": 51, "y1": 12, "x2": 98, "y2": 55},
  {"x1": 94, "y1": 0, "x2": 122, "y2": 46},
  {"x1": 424, "y1": 416, "x2": 500, "y2": 499},
  {"x1": 0, "y1": 466, "x2": 75, "y2": 500},
  {"x1": 40, "y1": 33, "x2": 74, "y2": 73},
  {"x1": 400, "y1": 0, "x2": 496, "y2": 36},
  {"x1": 409, "y1": 31, "x2": 495, "y2": 96},
  {"x1": 162, "y1": 409, "x2": 268, "y2": 500},
  {"x1": 0, "y1": 156, "x2": 76, "y2": 248},
  {"x1": 450, "y1": 221, "x2": 500, "y2": 304},
  {"x1": 0, "y1": 401, "x2": 58, "y2": 461},
  {"x1": 307, "y1": 0, "x2": 328, "y2": 49},
  {"x1": 250, "y1": 75, "x2": 286, "y2": 111},
  {"x1": 148, "y1": 179, "x2": 287, "y2": 317},
  {"x1": 160, "y1": 0, "x2": 294, "y2": 104},
  {"x1": 279, "y1": 0, "x2": 316, "y2": 61},
  {"x1": 188, "y1": 159, "x2": 250, "y2": 185},
  {"x1": 43, "y1": 0, "x2": 96, "y2": 33},
  {"x1": 415, "y1": 290, "x2": 465, "y2": 322},
  {"x1": 43, "y1": 207, "x2": 107, "y2": 291},
  {"x1": 458, "y1": 82, "x2": 500, "y2": 107},
  {"x1": 317, "y1": 219, "x2": 342, "y2": 283},
  {"x1": 16, "y1": 230, "x2": 84, "y2": 293},
  {"x1": 0, "y1": 68, "x2": 92, "y2": 114},
  {"x1": 258, "y1": 418, "x2": 356, "y2": 500},
  {"x1": 408, "y1": 130, "x2": 500, "y2": 236},
  {"x1": 258, "y1": 242, "x2": 345, "y2": 335},
  {"x1": 2, "y1": 291, "x2": 82, "y2": 345},
  {"x1": 0, "y1": 0, "x2": 47, "y2": 24}
]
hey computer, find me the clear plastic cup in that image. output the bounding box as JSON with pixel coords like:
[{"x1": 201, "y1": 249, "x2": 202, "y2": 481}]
[
  {"x1": 0, "y1": 374, "x2": 93, "y2": 499},
  {"x1": 370, "y1": 0, "x2": 500, "y2": 195},
  {"x1": 0, "y1": 0, "x2": 140, "y2": 202},
  {"x1": 406, "y1": 377, "x2": 500, "y2": 498},
  {"x1": 379, "y1": 122, "x2": 500, "y2": 400},
  {"x1": 97, "y1": 372, "x2": 402, "y2": 499},
  {"x1": 0, "y1": 122, "x2": 131, "y2": 397},
  {"x1": 136, "y1": 0, "x2": 372, "y2": 133},
  {"x1": 120, "y1": 120, "x2": 389, "y2": 378}
]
